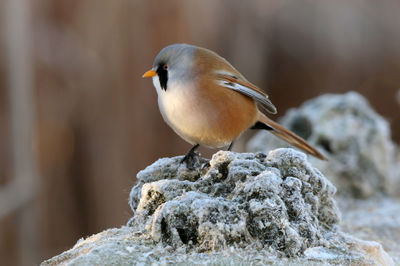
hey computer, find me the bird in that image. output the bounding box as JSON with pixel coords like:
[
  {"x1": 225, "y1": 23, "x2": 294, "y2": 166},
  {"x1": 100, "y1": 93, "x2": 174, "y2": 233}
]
[{"x1": 142, "y1": 44, "x2": 326, "y2": 165}]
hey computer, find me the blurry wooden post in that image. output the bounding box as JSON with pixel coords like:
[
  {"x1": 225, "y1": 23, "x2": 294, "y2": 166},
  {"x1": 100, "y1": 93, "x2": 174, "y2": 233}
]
[{"x1": 2, "y1": 0, "x2": 39, "y2": 264}]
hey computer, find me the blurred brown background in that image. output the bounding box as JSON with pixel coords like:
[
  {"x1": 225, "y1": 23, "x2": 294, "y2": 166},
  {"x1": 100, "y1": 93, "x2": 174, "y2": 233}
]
[{"x1": 1, "y1": 0, "x2": 400, "y2": 265}]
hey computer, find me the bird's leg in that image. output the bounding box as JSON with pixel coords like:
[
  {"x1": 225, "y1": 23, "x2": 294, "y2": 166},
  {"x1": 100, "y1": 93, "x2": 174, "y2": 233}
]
[
  {"x1": 227, "y1": 141, "x2": 234, "y2": 151},
  {"x1": 180, "y1": 144, "x2": 200, "y2": 168}
]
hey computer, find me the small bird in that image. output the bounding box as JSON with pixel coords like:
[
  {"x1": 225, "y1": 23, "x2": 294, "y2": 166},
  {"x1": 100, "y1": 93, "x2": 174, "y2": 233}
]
[{"x1": 143, "y1": 44, "x2": 326, "y2": 164}]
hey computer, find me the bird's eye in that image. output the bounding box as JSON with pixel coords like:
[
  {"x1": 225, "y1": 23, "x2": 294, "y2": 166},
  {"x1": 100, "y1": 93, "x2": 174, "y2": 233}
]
[{"x1": 163, "y1": 64, "x2": 168, "y2": 70}]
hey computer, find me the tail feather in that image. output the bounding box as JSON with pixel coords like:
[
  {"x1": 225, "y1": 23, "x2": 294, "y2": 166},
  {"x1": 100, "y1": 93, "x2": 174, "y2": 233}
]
[{"x1": 258, "y1": 112, "x2": 327, "y2": 160}]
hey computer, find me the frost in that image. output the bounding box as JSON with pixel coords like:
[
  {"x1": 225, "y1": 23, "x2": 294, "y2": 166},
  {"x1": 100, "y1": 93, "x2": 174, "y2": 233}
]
[
  {"x1": 248, "y1": 91, "x2": 400, "y2": 198},
  {"x1": 128, "y1": 149, "x2": 340, "y2": 256},
  {"x1": 42, "y1": 149, "x2": 395, "y2": 266}
]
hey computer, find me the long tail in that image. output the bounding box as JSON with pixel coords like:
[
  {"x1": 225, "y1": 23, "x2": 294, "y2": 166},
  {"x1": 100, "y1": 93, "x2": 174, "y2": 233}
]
[{"x1": 257, "y1": 112, "x2": 327, "y2": 160}]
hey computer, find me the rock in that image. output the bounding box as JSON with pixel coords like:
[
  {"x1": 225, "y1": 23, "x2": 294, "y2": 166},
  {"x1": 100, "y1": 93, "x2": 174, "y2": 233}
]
[
  {"x1": 41, "y1": 227, "x2": 394, "y2": 266},
  {"x1": 128, "y1": 155, "x2": 208, "y2": 215},
  {"x1": 41, "y1": 149, "x2": 395, "y2": 265},
  {"x1": 339, "y1": 196, "x2": 400, "y2": 264},
  {"x1": 247, "y1": 91, "x2": 400, "y2": 198},
  {"x1": 128, "y1": 149, "x2": 340, "y2": 257}
]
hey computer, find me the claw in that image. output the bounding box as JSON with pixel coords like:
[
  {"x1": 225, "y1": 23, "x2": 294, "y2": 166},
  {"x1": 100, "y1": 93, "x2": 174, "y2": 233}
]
[
  {"x1": 201, "y1": 161, "x2": 210, "y2": 170},
  {"x1": 180, "y1": 144, "x2": 200, "y2": 170}
]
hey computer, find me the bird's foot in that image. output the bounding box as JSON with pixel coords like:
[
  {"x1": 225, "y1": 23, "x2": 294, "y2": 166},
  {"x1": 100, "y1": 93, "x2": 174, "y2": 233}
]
[
  {"x1": 180, "y1": 144, "x2": 200, "y2": 170},
  {"x1": 180, "y1": 151, "x2": 201, "y2": 170},
  {"x1": 201, "y1": 161, "x2": 210, "y2": 170}
]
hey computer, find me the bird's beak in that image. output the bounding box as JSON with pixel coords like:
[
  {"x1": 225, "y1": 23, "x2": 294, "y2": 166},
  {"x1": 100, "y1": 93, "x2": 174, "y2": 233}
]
[{"x1": 142, "y1": 69, "x2": 157, "y2": 78}]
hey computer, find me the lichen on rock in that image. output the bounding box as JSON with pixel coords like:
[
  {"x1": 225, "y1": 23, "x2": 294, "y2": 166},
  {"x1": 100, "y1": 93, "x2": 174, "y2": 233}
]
[
  {"x1": 247, "y1": 91, "x2": 400, "y2": 198},
  {"x1": 128, "y1": 148, "x2": 340, "y2": 256}
]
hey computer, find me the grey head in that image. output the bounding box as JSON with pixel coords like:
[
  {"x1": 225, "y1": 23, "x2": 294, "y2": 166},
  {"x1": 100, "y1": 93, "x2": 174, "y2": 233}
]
[{"x1": 152, "y1": 44, "x2": 195, "y2": 91}]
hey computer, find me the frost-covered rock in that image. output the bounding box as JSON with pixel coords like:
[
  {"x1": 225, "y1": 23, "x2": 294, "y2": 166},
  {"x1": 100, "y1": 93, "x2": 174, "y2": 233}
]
[
  {"x1": 128, "y1": 149, "x2": 340, "y2": 256},
  {"x1": 130, "y1": 149, "x2": 339, "y2": 256},
  {"x1": 339, "y1": 197, "x2": 400, "y2": 264},
  {"x1": 41, "y1": 149, "x2": 395, "y2": 265},
  {"x1": 41, "y1": 226, "x2": 395, "y2": 266},
  {"x1": 247, "y1": 92, "x2": 400, "y2": 198}
]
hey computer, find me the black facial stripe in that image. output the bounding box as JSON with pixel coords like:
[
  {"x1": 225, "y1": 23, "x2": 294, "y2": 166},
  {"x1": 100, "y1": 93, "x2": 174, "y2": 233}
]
[{"x1": 156, "y1": 64, "x2": 168, "y2": 91}]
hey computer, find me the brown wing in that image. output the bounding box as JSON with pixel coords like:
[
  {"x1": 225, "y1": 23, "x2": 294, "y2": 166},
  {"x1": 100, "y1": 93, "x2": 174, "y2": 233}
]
[
  {"x1": 193, "y1": 47, "x2": 277, "y2": 114},
  {"x1": 216, "y1": 73, "x2": 277, "y2": 114}
]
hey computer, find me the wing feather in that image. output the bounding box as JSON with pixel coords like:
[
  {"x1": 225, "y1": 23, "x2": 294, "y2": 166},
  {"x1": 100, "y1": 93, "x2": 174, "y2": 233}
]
[{"x1": 216, "y1": 73, "x2": 277, "y2": 114}]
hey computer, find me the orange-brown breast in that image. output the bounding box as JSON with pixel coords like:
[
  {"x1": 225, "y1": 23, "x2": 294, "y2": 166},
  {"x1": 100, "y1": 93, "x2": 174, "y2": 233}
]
[{"x1": 182, "y1": 47, "x2": 258, "y2": 147}]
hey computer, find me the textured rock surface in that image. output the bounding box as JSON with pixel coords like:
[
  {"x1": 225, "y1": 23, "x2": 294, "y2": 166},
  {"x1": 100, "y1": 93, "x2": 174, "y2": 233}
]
[
  {"x1": 41, "y1": 226, "x2": 394, "y2": 266},
  {"x1": 128, "y1": 149, "x2": 340, "y2": 256},
  {"x1": 41, "y1": 149, "x2": 395, "y2": 265},
  {"x1": 247, "y1": 92, "x2": 400, "y2": 198},
  {"x1": 339, "y1": 197, "x2": 400, "y2": 264}
]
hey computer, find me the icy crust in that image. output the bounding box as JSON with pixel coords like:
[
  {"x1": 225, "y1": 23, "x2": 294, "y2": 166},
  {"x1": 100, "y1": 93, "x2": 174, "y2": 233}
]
[
  {"x1": 41, "y1": 226, "x2": 394, "y2": 266},
  {"x1": 247, "y1": 92, "x2": 400, "y2": 198},
  {"x1": 41, "y1": 227, "x2": 395, "y2": 266},
  {"x1": 128, "y1": 149, "x2": 340, "y2": 256}
]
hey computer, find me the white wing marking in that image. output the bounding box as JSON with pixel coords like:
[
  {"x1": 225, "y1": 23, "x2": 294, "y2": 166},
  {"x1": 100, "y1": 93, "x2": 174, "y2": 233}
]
[{"x1": 217, "y1": 79, "x2": 277, "y2": 114}]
